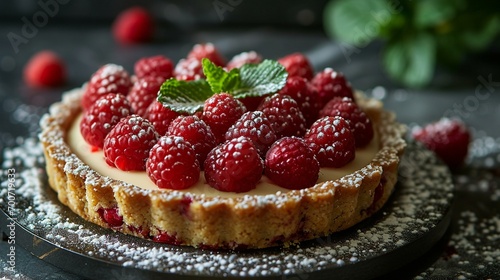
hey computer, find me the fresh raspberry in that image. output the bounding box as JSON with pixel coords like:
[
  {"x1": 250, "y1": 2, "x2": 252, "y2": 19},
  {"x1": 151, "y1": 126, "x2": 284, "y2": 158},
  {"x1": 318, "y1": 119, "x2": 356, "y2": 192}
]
[
  {"x1": 257, "y1": 94, "x2": 307, "y2": 138},
  {"x1": 134, "y1": 55, "x2": 174, "y2": 80},
  {"x1": 225, "y1": 111, "x2": 277, "y2": 158},
  {"x1": 97, "y1": 207, "x2": 123, "y2": 228},
  {"x1": 320, "y1": 97, "x2": 374, "y2": 147},
  {"x1": 187, "y1": 43, "x2": 226, "y2": 67},
  {"x1": 23, "y1": 50, "x2": 66, "y2": 88},
  {"x1": 145, "y1": 100, "x2": 181, "y2": 136},
  {"x1": 202, "y1": 93, "x2": 246, "y2": 143},
  {"x1": 412, "y1": 118, "x2": 470, "y2": 170},
  {"x1": 277, "y1": 53, "x2": 314, "y2": 80},
  {"x1": 278, "y1": 76, "x2": 320, "y2": 126},
  {"x1": 82, "y1": 64, "x2": 132, "y2": 110},
  {"x1": 104, "y1": 115, "x2": 159, "y2": 171},
  {"x1": 112, "y1": 6, "x2": 154, "y2": 44},
  {"x1": 265, "y1": 137, "x2": 319, "y2": 190},
  {"x1": 167, "y1": 116, "x2": 217, "y2": 169},
  {"x1": 204, "y1": 136, "x2": 263, "y2": 192},
  {"x1": 127, "y1": 76, "x2": 164, "y2": 118},
  {"x1": 304, "y1": 116, "x2": 355, "y2": 168},
  {"x1": 226, "y1": 51, "x2": 262, "y2": 70},
  {"x1": 311, "y1": 68, "x2": 354, "y2": 108},
  {"x1": 80, "y1": 93, "x2": 132, "y2": 149},
  {"x1": 174, "y1": 57, "x2": 204, "y2": 81},
  {"x1": 146, "y1": 136, "x2": 200, "y2": 190}
]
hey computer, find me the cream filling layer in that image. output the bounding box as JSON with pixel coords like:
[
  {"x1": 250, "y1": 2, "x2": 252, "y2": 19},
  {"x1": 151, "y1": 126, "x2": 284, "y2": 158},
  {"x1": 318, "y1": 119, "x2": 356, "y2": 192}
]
[{"x1": 68, "y1": 114, "x2": 379, "y2": 198}]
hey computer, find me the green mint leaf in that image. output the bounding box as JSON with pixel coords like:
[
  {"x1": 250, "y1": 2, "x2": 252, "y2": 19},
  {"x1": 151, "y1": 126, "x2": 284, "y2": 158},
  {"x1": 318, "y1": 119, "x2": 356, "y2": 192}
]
[
  {"x1": 157, "y1": 78, "x2": 213, "y2": 114},
  {"x1": 202, "y1": 58, "x2": 241, "y2": 93},
  {"x1": 158, "y1": 59, "x2": 287, "y2": 113},
  {"x1": 323, "y1": 0, "x2": 394, "y2": 46},
  {"x1": 231, "y1": 59, "x2": 287, "y2": 99},
  {"x1": 383, "y1": 33, "x2": 436, "y2": 88}
]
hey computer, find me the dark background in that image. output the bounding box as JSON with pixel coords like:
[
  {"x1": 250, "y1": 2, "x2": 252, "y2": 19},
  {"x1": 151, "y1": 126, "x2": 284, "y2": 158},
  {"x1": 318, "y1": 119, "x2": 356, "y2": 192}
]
[
  {"x1": 1, "y1": 0, "x2": 498, "y2": 130},
  {"x1": 0, "y1": 0, "x2": 328, "y2": 27},
  {"x1": 1, "y1": 1, "x2": 500, "y2": 279}
]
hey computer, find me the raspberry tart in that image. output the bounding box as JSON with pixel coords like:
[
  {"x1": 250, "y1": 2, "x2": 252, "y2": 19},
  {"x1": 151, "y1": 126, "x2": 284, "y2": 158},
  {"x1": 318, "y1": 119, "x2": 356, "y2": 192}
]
[{"x1": 39, "y1": 44, "x2": 406, "y2": 249}]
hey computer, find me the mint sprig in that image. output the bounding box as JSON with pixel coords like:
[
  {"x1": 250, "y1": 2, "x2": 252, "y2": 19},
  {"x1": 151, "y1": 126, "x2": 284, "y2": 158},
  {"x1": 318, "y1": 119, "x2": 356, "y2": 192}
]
[
  {"x1": 157, "y1": 79, "x2": 213, "y2": 114},
  {"x1": 202, "y1": 58, "x2": 241, "y2": 93},
  {"x1": 232, "y1": 59, "x2": 288, "y2": 99},
  {"x1": 158, "y1": 58, "x2": 287, "y2": 113}
]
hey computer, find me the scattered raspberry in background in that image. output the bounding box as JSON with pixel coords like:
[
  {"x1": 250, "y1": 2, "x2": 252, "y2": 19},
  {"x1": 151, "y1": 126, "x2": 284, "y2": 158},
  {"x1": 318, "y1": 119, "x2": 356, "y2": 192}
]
[
  {"x1": 81, "y1": 64, "x2": 132, "y2": 110},
  {"x1": 304, "y1": 116, "x2": 356, "y2": 168},
  {"x1": 311, "y1": 68, "x2": 354, "y2": 108},
  {"x1": 320, "y1": 97, "x2": 374, "y2": 147},
  {"x1": 187, "y1": 43, "x2": 226, "y2": 67},
  {"x1": 278, "y1": 52, "x2": 314, "y2": 80},
  {"x1": 204, "y1": 136, "x2": 263, "y2": 193},
  {"x1": 127, "y1": 76, "x2": 164, "y2": 117},
  {"x1": 145, "y1": 100, "x2": 181, "y2": 136},
  {"x1": 202, "y1": 93, "x2": 246, "y2": 143},
  {"x1": 112, "y1": 6, "x2": 154, "y2": 44},
  {"x1": 23, "y1": 50, "x2": 66, "y2": 88},
  {"x1": 265, "y1": 137, "x2": 319, "y2": 190},
  {"x1": 134, "y1": 55, "x2": 173, "y2": 80},
  {"x1": 80, "y1": 93, "x2": 132, "y2": 149},
  {"x1": 147, "y1": 136, "x2": 200, "y2": 190},
  {"x1": 226, "y1": 51, "x2": 262, "y2": 70},
  {"x1": 104, "y1": 115, "x2": 159, "y2": 171},
  {"x1": 257, "y1": 94, "x2": 306, "y2": 138},
  {"x1": 412, "y1": 118, "x2": 471, "y2": 170},
  {"x1": 167, "y1": 115, "x2": 217, "y2": 169}
]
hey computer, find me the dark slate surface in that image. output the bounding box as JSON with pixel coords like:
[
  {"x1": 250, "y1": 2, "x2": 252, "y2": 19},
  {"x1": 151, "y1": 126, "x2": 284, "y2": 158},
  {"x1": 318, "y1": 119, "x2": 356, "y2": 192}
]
[{"x1": 0, "y1": 16, "x2": 500, "y2": 280}]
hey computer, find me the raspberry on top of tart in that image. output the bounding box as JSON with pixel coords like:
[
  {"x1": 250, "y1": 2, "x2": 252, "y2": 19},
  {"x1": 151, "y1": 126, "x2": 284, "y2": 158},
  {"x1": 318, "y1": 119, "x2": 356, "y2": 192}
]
[
  {"x1": 40, "y1": 43, "x2": 406, "y2": 249},
  {"x1": 77, "y1": 52, "x2": 377, "y2": 192}
]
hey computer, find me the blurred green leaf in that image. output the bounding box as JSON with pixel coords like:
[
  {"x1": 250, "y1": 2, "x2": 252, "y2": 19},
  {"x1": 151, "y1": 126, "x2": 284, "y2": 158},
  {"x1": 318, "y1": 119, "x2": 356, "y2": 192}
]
[
  {"x1": 323, "y1": 0, "x2": 394, "y2": 46},
  {"x1": 436, "y1": 34, "x2": 466, "y2": 65},
  {"x1": 383, "y1": 33, "x2": 436, "y2": 88},
  {"x1": 461, "y1": 16, "x2": 500, "y2": 51},
  {"x1": 323, "y1": 0, "x2": 500, "y2": 88},
  {"x1": 414, "y1": 0, "x2": 463, "y2": 28}
]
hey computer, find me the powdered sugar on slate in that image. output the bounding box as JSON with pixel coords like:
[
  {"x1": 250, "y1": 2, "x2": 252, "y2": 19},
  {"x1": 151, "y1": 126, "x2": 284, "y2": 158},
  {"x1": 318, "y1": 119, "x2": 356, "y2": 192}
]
[{"x1": 0, "y1": 139, "x2": 455, "y2": 278}]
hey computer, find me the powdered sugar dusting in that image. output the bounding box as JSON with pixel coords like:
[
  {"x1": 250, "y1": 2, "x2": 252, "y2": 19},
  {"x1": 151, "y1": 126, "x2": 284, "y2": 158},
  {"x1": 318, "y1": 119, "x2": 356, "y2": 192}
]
[
  {"x1": 1, "y1": 140, "x2": 453, "y2": 278},
  {"x1": 414, "y1": 165, "x2": 500, "y2": 278},
  {"x1": 417, "y1": 212, "x2": 500, "y2": 279}
]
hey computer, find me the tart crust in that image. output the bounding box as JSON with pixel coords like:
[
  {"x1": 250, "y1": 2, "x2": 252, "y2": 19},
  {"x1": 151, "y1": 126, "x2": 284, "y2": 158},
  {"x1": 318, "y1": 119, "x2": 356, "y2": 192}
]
[{"x1": 39, "y1": 88, "x2": 406, "y2": 249}]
